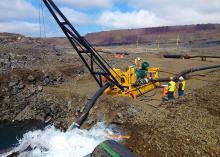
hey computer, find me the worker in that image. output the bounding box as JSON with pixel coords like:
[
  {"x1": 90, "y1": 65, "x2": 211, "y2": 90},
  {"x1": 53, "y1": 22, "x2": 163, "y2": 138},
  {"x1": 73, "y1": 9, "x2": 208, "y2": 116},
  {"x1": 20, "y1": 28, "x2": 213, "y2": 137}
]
[
  {"x1": 168, "y1": 77, "x2": 176, "y2": 100},
  {"x1": 134, "y1": 57, "x2": 142, "y2": 69},
  {"x1": 178, "y1": 76, "x2": 186, "y2": 96}
]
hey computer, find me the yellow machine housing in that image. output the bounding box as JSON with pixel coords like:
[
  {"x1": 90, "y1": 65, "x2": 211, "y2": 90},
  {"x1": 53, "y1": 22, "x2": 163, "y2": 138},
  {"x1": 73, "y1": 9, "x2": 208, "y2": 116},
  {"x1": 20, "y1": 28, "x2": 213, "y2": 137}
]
[{"x1": 104, "y1": 66, "x2": 160, "y2": 98}]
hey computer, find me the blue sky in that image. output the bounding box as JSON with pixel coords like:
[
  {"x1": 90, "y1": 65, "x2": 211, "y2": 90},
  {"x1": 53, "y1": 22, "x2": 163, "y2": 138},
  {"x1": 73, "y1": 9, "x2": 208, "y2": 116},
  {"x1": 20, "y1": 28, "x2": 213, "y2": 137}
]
[{"x1": 0, "y1": 0, "x2": 220, "y2": 37}]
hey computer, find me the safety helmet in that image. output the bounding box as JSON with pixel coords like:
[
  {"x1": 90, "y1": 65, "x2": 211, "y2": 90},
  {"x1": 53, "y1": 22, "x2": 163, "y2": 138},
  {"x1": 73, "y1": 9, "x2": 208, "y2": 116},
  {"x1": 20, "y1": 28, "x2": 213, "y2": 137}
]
[
  {"x1": 137, "y1": 57, "x2": 141, "y2": 61},
  {"x1": 179, "y1": 76, "x2": 184, "y2": 80},
  {"x1": 170, "y1": 77, "x2": 173, "y2": 80}
]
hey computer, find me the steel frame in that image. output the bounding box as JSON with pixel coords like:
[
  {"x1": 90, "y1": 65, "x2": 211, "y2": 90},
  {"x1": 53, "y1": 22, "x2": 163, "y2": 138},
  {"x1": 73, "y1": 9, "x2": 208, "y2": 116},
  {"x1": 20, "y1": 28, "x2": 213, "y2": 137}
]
[{"x1": 42, "y1": 0, "x2": 123, "y2": 90}]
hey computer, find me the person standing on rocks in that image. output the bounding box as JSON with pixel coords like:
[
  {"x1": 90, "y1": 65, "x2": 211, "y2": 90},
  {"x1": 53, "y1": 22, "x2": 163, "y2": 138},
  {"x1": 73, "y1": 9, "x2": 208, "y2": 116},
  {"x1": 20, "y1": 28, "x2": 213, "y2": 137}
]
[{"x1": 178, "y1": 76, "x2": 186, "y2": 96}]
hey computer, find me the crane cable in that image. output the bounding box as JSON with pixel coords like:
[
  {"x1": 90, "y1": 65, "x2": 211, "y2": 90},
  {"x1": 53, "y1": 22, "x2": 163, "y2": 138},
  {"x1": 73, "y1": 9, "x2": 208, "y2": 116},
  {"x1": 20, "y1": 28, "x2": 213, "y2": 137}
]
[
  {"x1": 38, "y1": 0, "x2": 46, "y2": 38},
  {"x1": 38, "y1": 1, "x2": 42, "y2": 38}
]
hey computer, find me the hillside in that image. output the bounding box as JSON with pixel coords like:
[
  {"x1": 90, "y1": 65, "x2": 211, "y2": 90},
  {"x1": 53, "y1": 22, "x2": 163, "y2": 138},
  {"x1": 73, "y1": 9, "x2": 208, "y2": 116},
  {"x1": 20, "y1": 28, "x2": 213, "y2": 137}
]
[{"x1": 85, "y1": 24, "x2": 220, "y2": 47}]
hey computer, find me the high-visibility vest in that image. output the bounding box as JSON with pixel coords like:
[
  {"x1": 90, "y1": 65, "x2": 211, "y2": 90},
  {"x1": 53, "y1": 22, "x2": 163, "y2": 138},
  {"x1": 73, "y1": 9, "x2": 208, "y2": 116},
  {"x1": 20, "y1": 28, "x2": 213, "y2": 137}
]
[
  {"x1": 168, "y1": 81, "x2": 176, "y2": 92},
  {"x1": 134, "y1": 59, "x2": 142, "y2": 69},
  {"x1": 180, "y1": 80, "x2": 186, "y2": 90}
]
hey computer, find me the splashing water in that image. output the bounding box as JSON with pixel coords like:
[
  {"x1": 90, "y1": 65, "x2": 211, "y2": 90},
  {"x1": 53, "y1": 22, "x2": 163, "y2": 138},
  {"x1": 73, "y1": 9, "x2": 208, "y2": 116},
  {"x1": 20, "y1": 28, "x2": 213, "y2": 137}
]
[{"x1": 4, "y1": 123, "x2": 115, "y2": 157}]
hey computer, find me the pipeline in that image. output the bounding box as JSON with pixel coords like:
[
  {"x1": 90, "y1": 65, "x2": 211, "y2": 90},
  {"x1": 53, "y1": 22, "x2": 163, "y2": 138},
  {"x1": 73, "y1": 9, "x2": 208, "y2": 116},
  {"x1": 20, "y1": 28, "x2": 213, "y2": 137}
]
[
  {"x1": 189, "y1": 55, "x2": 220, "y2": 59},
  {"x1": 90, "y1": 140, "x2": 137, "y2": 157},
  {"x1": 68, "y1": 82, "x2": 111, "y2": 130},
  {"x1": 163, "y1": 54, "x2": 183, "y2": 59},
  {"x1": 155, "y1": 64, "x2": 220, "y2": 82},
  {"x1": 163, "y1": 54, "x2": 220, "y2": 60}
]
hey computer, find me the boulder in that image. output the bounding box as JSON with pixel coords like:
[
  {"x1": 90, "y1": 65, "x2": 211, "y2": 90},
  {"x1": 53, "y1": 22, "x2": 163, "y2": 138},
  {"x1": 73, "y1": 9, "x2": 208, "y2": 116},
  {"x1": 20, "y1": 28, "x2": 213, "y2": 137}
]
[
  {"x1": 27, "y1": 75, "x2": 35, "y2": 82},
  {"x1": 17, "y1": 81, "x2": 25, "y2": 90}
]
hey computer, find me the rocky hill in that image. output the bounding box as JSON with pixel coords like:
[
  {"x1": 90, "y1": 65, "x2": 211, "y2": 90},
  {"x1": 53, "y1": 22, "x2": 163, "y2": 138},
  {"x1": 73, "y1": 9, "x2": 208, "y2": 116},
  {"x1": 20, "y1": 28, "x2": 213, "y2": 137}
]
[{"x1": 85, "y1": 24, "x2": 220, "y2": 47}]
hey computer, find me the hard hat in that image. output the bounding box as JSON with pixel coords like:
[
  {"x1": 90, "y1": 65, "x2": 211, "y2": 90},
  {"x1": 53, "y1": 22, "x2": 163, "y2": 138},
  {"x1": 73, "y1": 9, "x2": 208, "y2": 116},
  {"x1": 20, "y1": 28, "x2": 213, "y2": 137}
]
[
  {"x1": 170, "y1": 77, "x2": 173, "y2": 80},
  {"x1": 179, "y1": 76, "x2": 184, "y2": 80},
  {"x1": 137, "y1": 57, "x2": 141, "y2": 61}
]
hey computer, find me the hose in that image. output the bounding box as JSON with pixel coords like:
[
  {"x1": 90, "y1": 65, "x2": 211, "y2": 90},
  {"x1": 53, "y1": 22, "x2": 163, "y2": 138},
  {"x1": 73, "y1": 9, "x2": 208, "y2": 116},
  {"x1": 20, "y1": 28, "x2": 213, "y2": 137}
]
[
  {"x1": 154, "y1": 64, "x2": 220, "y2": 82},
  {"x1": 68, "y1": 82, "x2": 111, "y2": 130}
]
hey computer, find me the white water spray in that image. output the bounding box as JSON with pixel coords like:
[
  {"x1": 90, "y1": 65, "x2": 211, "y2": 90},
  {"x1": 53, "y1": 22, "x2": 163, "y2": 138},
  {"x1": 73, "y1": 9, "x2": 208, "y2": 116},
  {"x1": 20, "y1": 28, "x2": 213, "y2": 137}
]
[{"x1": 4, "y1": 123, "x2": 116, "y2": 157}]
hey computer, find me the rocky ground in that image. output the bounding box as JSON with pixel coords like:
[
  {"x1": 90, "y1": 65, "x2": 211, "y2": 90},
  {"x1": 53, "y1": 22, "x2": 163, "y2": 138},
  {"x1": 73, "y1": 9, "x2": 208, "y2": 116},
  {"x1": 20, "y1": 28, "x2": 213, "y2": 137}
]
[
  {"x1": 0, "y1": 33, "x2": 220, "y2": 156},
  {"x1": 0, "y1": 33, "x2": 85, "y2": 129},
  {"x1": 123, "y1": 81, "x2": 220, "y2": 156},
  {"x1": 81, "y1": 71, "x2": 220, "y2": 157}
]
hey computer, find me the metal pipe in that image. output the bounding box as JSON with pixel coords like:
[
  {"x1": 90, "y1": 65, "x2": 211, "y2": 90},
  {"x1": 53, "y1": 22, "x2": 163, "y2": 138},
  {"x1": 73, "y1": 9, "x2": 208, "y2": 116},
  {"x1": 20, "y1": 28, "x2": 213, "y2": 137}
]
[
  {"x1": 163, "y1": 54, "x2": 183, "y2": 59},
  {"x1": 154, "y1": 64, "x2": 220, "y2": 82},
  {"x1": 68, "y1": 82, "x2": 111, "y2": 130}
]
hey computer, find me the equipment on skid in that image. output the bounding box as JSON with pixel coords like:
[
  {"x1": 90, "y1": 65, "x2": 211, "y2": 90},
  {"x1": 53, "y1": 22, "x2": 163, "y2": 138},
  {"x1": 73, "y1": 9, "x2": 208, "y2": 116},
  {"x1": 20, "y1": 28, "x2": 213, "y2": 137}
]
[{"x1": 105, "y1": 66, "x2": 160, "y2": 98}]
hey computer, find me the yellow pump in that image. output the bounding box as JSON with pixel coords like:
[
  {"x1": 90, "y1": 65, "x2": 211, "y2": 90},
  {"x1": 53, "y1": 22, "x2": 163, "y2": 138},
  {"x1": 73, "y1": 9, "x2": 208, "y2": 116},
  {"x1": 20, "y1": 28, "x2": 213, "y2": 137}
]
[{"x1": 104, "y1": 66, "x2": 160, "y2": 98}]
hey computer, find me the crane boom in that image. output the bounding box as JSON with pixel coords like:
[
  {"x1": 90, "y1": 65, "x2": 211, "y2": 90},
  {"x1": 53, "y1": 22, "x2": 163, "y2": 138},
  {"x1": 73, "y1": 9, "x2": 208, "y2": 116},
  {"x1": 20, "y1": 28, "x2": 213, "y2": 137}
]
[{"x1": 42, "y1": 0, "x2": 123, "y2": 90}]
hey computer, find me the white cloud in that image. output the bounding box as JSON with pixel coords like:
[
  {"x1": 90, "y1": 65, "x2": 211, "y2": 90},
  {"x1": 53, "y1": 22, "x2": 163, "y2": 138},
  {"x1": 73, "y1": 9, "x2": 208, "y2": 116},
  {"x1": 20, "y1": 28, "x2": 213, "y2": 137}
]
[
  {"x1": 55, "y1": 0, "x2": 117, "y2": 8},
  {"x1": 0, "y1": 0, "x2": 219, "y2": 36},
  {"x1": 61, "y1": 7, "x2": 92, "y2": 24},
  {"x1": 0, "y1": 0, "x2": 38, "y2": 21},
  {"x1": 98, "y1": 10, "x2": 168, "y2": 29},
  {"x1": 0, "y1": 22, "x2": 39, "y2": 36},
  {"x1": 97, "y1": 0, "x2": 220, "y2": 30},
  {"x1": 124, "y1": 0, "x2": 220, "y2": 25}
]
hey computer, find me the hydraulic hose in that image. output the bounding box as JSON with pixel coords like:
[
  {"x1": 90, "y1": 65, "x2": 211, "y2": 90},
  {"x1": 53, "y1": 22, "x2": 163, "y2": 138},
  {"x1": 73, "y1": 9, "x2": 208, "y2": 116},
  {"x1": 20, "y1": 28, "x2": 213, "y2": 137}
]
[
  {"x1": 68, "y1": 82, "x2": 111, "y2": 130},
  {"x1": 154, "y1": 64, "x2": 220, "y2": 82}
]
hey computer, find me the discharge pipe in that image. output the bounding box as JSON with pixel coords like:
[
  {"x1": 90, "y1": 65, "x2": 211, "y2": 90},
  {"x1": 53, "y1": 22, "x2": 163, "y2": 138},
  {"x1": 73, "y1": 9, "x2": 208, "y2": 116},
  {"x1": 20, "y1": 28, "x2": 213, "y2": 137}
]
[
  {"x1": 90, "y1": 140, "x2": 137, "y2": 157},
  {"x1": 155, "y1": 64, "x2": 220, "y2": 82},
  {"x1": 68, "y1": 82, "x2": 111, "y2": 130},
  {"x1": 163, "y1": 54, "x2": 220, "y2": 60}
]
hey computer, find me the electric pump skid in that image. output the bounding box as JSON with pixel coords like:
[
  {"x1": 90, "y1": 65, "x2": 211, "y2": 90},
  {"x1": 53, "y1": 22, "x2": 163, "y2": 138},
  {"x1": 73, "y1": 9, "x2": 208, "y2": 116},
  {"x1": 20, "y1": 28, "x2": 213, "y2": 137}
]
[{"x1": 104, "y1": 66, "x2": 160, "y2": 98}]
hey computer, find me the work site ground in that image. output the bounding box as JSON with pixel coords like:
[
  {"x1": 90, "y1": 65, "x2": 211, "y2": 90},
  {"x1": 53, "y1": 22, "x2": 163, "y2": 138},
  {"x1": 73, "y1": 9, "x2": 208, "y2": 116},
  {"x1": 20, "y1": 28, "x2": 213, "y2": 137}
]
[{"x1": 0, "y1": 33, "x2": 219, "y2": 156}]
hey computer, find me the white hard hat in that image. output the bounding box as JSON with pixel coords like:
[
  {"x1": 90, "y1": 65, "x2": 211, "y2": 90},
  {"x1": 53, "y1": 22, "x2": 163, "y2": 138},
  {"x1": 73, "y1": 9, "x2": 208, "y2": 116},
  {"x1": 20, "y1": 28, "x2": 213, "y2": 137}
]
[
  {"x1": 179, "y1": 76, "x2": 184, "y2": 80},
  {"x1": 170, "y1": 76, "x2": 173, "y2": 80},
  {"x1": 137, "y1": 57, "x2": 141, "y2": 60}
]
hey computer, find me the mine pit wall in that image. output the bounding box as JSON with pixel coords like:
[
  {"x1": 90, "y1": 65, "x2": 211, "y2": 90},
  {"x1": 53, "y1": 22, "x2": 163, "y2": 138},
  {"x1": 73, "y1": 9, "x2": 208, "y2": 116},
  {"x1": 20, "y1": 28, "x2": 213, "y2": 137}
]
[{"x1": 0, "y1": 63, "x2": 85, "y2": 130}]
